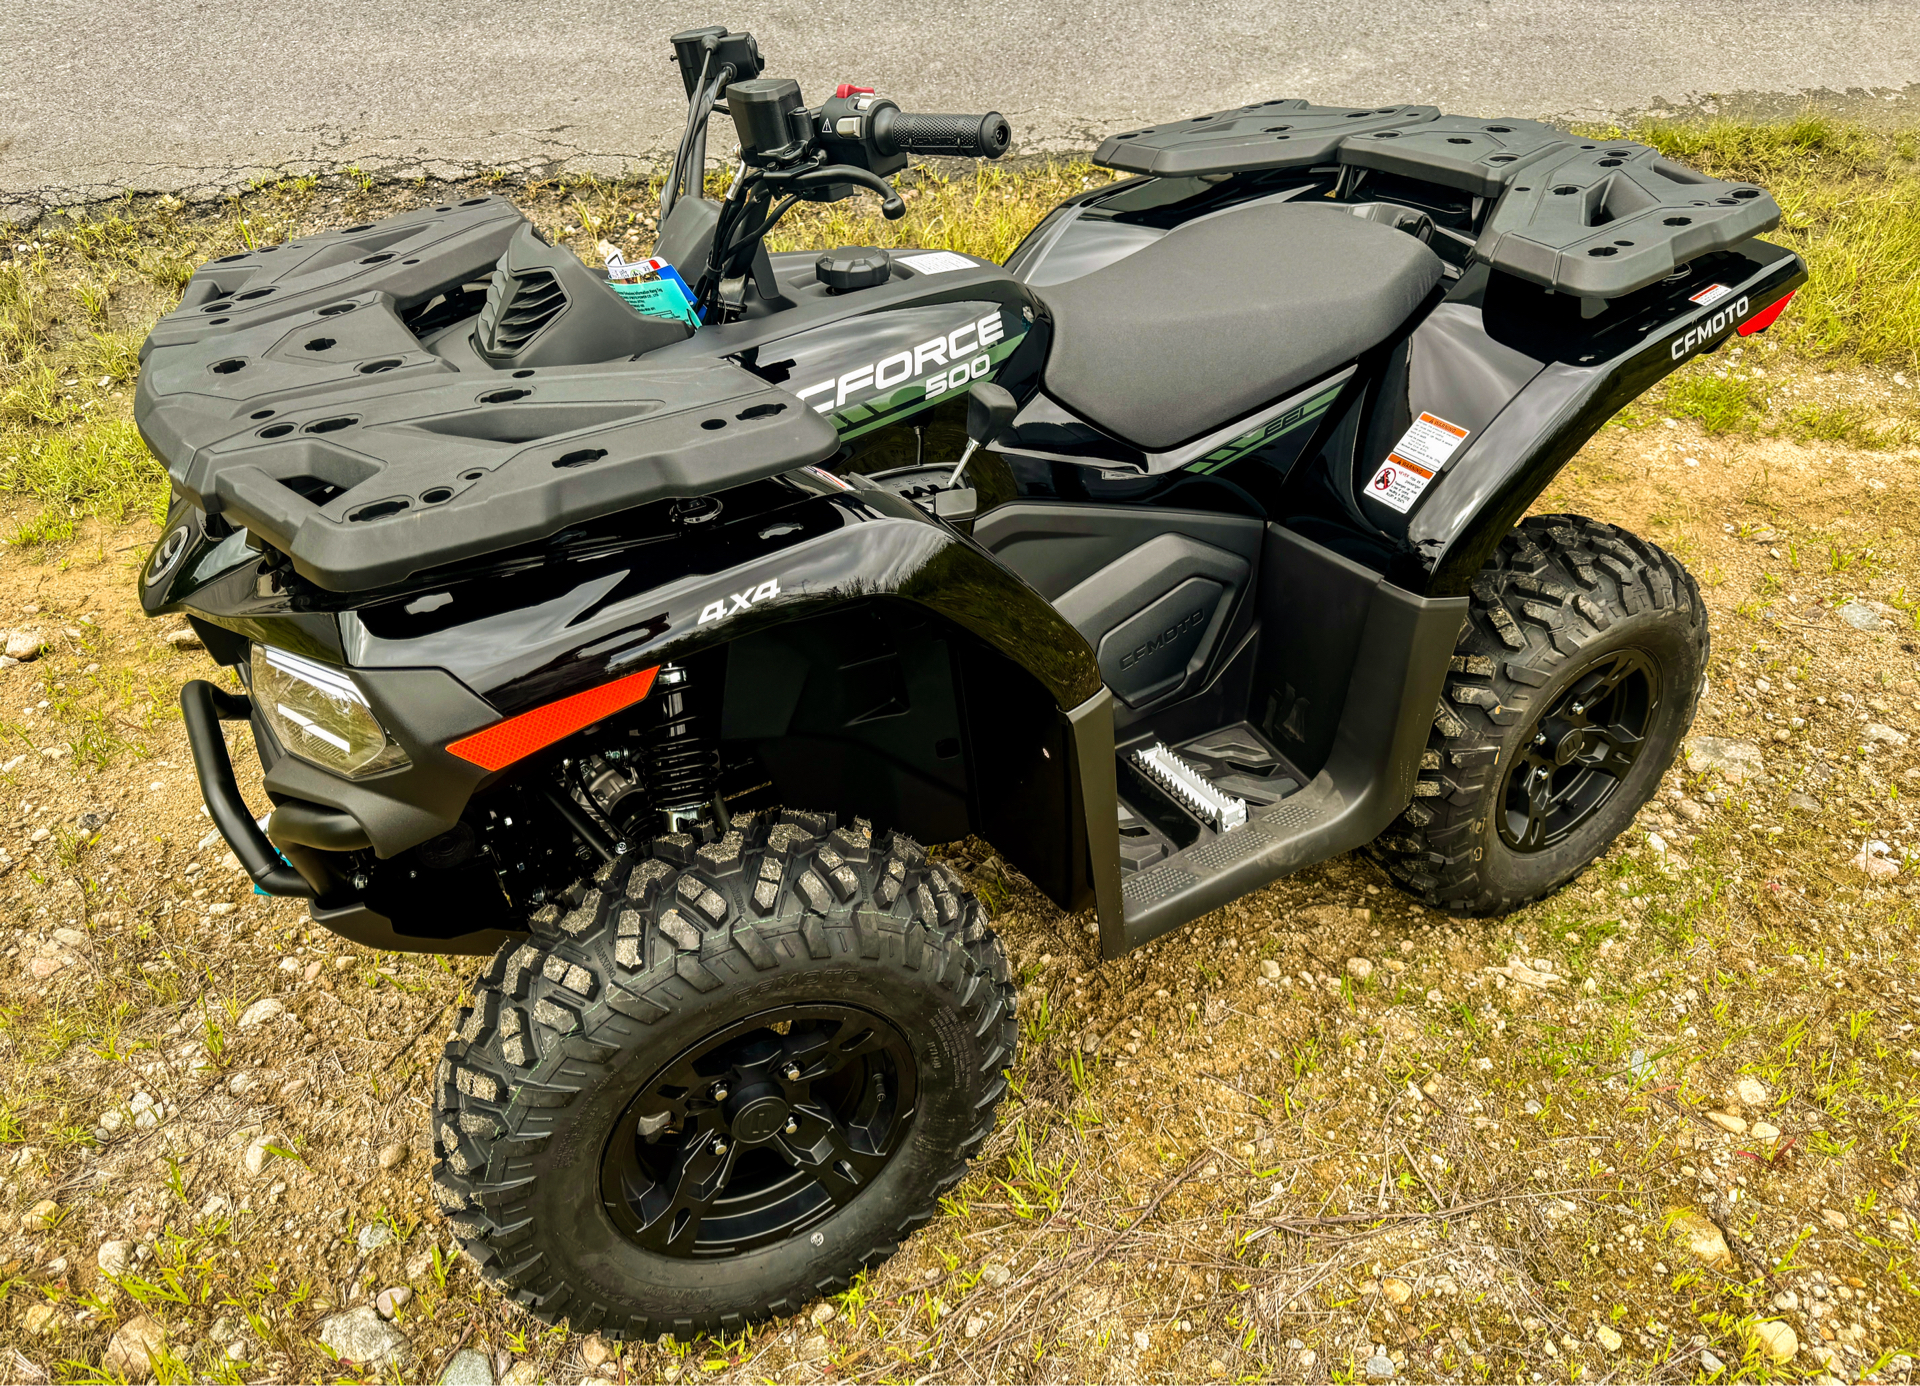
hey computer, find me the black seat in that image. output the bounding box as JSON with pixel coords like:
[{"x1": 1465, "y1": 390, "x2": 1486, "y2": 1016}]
[{"x1": 1035, "y1": 203, "x2": 1444, "y2": 452}]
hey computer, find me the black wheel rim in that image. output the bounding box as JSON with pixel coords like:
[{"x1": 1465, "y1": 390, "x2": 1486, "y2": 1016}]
[
  {"x1": 1498, "y1": 648, "x2": 1659, "y2": 854},
  {"x1": 600, "y1": 1005, "x2": 918, "y2": 1258}
]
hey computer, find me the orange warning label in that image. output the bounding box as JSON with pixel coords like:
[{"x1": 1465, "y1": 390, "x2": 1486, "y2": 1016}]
[{"x1": 1365, "y1": 412, "x2": 1470, "y2": 514}]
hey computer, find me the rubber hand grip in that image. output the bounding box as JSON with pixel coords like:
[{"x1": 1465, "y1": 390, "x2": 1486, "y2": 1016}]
[{"x1": 872, "y1": 110, "x2": 1012, "y2": 160}]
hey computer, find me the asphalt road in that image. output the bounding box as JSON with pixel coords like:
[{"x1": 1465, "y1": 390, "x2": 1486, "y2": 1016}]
[{"x1": 5, "y1": 0, "x2": 1918, "y2": 217}]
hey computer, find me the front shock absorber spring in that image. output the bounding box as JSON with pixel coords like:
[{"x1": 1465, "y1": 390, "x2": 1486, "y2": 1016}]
[{"x1": 642, "y1": 663, "x2": 720, "y2": 833}]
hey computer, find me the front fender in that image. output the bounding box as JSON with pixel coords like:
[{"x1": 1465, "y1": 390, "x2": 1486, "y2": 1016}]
[{"x1": 342, "y1": 482, "x2": 1102, "y2": 714}]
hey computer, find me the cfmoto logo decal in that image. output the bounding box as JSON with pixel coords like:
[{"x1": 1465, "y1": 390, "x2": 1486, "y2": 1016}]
[
  {"x1": 1119, "y1": 609, "x2": 1205, "y2": 669},
  {"x1": 698, "y1": 578, "x2": 782, "y2": 625},
  {"x1": 1670, "y1": 295, "x2": 1750, "y2": 361}
]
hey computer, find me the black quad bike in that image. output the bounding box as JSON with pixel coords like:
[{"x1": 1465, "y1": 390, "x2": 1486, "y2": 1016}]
[{"x1": 136, "y1": 25, "x2": 1801, "y2": 1338}]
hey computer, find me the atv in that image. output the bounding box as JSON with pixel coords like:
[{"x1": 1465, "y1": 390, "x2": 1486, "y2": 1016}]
[{"x1": 135, "y1": 23, "x2": 1802, "y2": 1338}]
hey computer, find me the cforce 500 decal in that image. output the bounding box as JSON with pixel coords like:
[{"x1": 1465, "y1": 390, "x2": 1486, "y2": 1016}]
[
  {"x1": 698, "y1": 578, "x2": 781, "y2": 625},
  {"x1": 795, "y1": 311, "x2": 1007, "y2": 413},
  {"x1": 1670, "y1": 295, "x2": 1750, "y2": 360}
]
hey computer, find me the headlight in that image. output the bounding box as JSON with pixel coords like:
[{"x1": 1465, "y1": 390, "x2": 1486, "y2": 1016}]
[{"x1": 251, "y1": 646, "x2": 411, "y2": 779}]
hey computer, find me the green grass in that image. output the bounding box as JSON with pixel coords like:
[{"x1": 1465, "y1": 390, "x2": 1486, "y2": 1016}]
[{"x1": 1620, "y1": 113, "x2": 1920, "y2": 369}]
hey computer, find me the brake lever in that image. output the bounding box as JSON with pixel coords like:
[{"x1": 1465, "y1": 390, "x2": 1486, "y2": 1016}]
[{"x1": 769, "y1": 163, "x2": 906, "y2": 220}]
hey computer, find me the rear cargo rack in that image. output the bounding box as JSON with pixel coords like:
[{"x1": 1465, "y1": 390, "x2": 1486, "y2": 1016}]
[{"x1": 1095, "y1": 107, "x2": 1778, "y2": 303}]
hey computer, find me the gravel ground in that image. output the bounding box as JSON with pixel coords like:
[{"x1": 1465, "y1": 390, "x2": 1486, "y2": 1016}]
[{"x1": 0, "y1": 373, "x2": 1917, "y2": 1381}]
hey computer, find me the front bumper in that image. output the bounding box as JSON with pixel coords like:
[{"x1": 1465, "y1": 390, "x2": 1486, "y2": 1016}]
[
  {"x1": 181, "y1": 681, "x2": 515, "y2": 955},
  {"x1": 182, "y1": 680, "x2": 314, "y2": 898}
]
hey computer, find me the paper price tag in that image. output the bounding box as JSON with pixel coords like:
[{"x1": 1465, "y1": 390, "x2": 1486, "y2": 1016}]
[{"x1": 604, "y1": 252, "x2": 701, "y2": 327}]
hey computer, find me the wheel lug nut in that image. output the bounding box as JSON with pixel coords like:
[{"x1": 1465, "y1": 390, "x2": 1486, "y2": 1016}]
[
  {"x1": 714, "y1": 1139, "x2": 729, "y2": 1155},
  {"x1": 784, "y1": 1119, "x2": 799, "y2": 1135},
  {"x1": 711, "y1": 1084, "x2": 730, "y2": 1103},
  {"x1": 1533, "y1": 732, "x2": 1547, "y2": 745},
  {"x1": 783, "y1": 1063, "x2": 802, "y2": 1082}
]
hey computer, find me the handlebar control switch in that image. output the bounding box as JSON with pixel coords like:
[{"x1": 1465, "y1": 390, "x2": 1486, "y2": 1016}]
[
  {"x1": 730, "y1": 78, "x2": 809, "y2": 163},
  {"x1": 814, "y1": 248, "x2": 893, "y2": 294}
]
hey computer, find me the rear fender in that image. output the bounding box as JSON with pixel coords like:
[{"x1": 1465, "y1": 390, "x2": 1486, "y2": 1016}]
[{"x1": 1400, "y1": 243, "x2": 1806, "y2": 596}]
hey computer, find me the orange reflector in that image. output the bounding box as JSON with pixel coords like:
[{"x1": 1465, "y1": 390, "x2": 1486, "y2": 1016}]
[
  {"x1": 1738, "y1": 290, "x2": 1795, "y2": 337},
  {"x1": 447, "y1": 666, "x2": 660, "y2": 772}
]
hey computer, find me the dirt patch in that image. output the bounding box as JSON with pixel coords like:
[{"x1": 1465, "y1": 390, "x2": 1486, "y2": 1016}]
[{"x1": 0, "y1": 416, "x2": 1916, "y2": 1382}]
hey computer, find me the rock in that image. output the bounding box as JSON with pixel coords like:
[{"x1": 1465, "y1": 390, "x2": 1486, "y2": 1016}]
[
  {"x1": 1820, "y1": 1208, "x2": 1848, "y2": 1231},
  {"x1": 237, "y1": 998, "x2": 285, "y2": 1028},
  {"x1": 579, "y1": 1334, "x2": 612, "y2": 1367},
  {"x1": 964, "y1": 1315, "x2": 988, "y2": 1339},
  {"x1": 1381, "y1": 1277, "x2": 1412, "y2": 1305},
  {"x1": 1853, "y1": 841, "x2": 1900, "y2": 879},
  {"x1": 1347, "y1": 957, "x2": 1374, "y2": 982},
  {"x1": 980, "y1": 1260, "x2": 1011, "y2": 1288},
  {"x1": 1669, "y1": 1208, "x2": 1734, "y2": 1269},
  {"x1": 1838, "y1": 602, "x2": 1886, "y2": 631},
  {"x1": 318, "y1": 1304, "x2": 412, "y2": 1368},
  {"x1": 23, "y1": 1303, "x2": 58, "y2": 1335},
  {"x1": 1751, "y1": 1121, "x2": 1781, "y2": 1140},
  {"x1": 375, "y1": 1286, "x2": 412, "y2": 1318},
  {"x1": 1366, "y1": 1350, "x2": 1396, "y2": 1378},
  {"x1": 1259, "y1": 959, "x2": 1282, "y2": 981},
  {"x1": 798, "y1": 1334, "x2": 831, "y2": 1362},
  {"x1": 1299, "y1": 1349, "x2": 1318, "y2": 1368},
  {"x1": 1789, "y1": 792, "x2": 1821, "y2": 813},
  {"x1": 358, "y1": 1221, "x2": 394, "y2": 1252},
  {"x1": 1701, "y1": 1349, "x2": 1725, "y2": 1373},
  {"x1": 1773, "y1": 1291, "x2": 1800, "y2": 1312},
  {"x1": 105, "y1": 1315, "x2": 166, "y2": 1378},
  {"x1": 1686, "y1": 737, "x2": 1764, "y2": 784},
  {"x1": 1130, "y1": 1329, "x2": 1150, "y2": 1351},
  {"x1": 97, "y1": 1239, "x2": 131, "y2": 1275},
  {"x1": 3, "y1": 630, "x2": 46, "y2": 661},
  {"x1": 165, "y1": 627, "x2": 204, "y2": 650},
  {"x1": 51, "y1": 927, "x2": 90, "y2": 955},
  {"x1": 810, "y1": 1301, "x2": 836, "y2": 1327},
  {"x1": 20, "y1": 1198, "x2": 58, "y2": 1231},
  {"x1": 1866, "y1": 722, "x2": 1910, "y2": 747},
  {"x1": 1705, "y1": 1111, "x2": 1747, "y2": 1134},
  {"x1": 1595, "y1": 1325, "x2": 1622, "y2": 1352},
  {"x1": 242, "y1": 1132, "x2": 283, "y2": 1177},
  {"x1": 1675, "y1": 798, "x2": 1707, "y2": 823},
  {"x1": 440, "y1": 1346, "x2": 495, "y2": 1385},
  {"x1": 1754, "y1": 1320, "x2": 1798, "y2": 1363},
  {"x1": 377, "y1": 1142, "x2": 409, "y2": 1170}
]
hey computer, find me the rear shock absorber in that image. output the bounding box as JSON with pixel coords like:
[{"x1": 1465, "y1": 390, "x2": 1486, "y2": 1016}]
[{"x1": 642, "y1": 663, "x2": 723, "y2": 833}]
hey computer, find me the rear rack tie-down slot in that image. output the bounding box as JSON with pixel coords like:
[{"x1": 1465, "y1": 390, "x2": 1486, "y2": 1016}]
[{"x1": 1132, "y1": 742, "x2": 1247, "y2": 832}]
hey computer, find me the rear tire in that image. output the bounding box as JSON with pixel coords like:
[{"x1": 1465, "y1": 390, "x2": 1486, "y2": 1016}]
[
  {"x1": 1368, "y1": 515, "x2": 1708, "y2": 914},
  {"x1": 431, "y1": 809, "x2": 1015, "y2": 1339}
]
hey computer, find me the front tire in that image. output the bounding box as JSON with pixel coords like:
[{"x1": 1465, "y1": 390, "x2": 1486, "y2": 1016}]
[
  {"x1": 1369, "y1": 515, "x2": 1708, "y2": 914},
  {"x1": 431, "y1": 810, "x2": 1016, "y2": 1339}
]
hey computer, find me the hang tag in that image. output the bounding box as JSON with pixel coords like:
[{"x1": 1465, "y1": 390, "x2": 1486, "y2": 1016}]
[{"x1": 604, "y1": 252, "x2": 701, "y2": 327}]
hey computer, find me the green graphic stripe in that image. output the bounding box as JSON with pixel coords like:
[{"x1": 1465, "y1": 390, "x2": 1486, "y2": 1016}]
[
  {"x1": 1184, "y1": 383, "x2": 1345, "y2": 473},
  {"x1": 831, "y1": 333, "x2": 1026, "y2": 441}
]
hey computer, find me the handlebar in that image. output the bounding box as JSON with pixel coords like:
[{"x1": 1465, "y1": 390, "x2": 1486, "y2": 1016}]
[{"x1": 871, "y1": 109, "x2": 1012, "y2": 160}]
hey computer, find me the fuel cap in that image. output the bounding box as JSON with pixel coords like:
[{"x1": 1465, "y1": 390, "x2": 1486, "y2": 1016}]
[{"x1": 815, "y1": 247, "x2": 892, "y2": 293}]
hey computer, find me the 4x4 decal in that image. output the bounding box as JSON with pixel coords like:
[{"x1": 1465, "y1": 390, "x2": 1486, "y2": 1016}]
[{"x1": 698, "y1": 578, "x2": 782, "y2": 625}]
